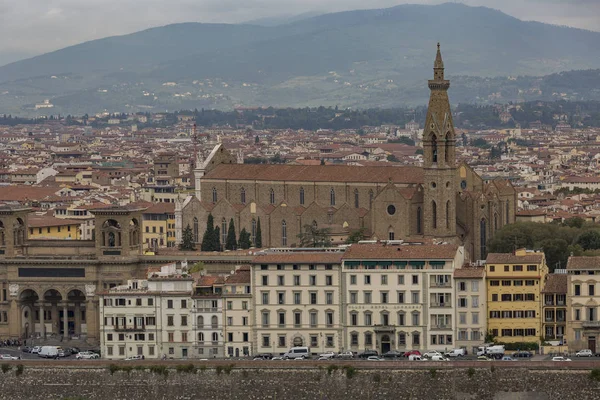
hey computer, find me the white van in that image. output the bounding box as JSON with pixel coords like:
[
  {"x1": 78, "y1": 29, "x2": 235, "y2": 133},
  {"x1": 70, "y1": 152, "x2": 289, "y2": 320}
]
[
  {"x1": 445, "y1": 348, "x2": 466, "y2": 357},
  {"x1": 283, "y1": 347, "x2": 310, "y2": 359},
  {"x1": 39, "y1": 346, "x2": 60, "y2": 358},
  {"x1": 408, "y1": 355, "x2": 422, "y2": 361}
]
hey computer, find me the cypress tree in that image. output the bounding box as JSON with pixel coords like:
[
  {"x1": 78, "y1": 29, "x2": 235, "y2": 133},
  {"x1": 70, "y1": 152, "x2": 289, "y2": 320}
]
[
  {"x1": 201, "y1": 214, "x2": 215, "y2": 251},
  {"x1": 214, "y1": 226, "x2": 221, "y2": 252},
  {"x1": 255, "y1": 217, "x2": 263, "y2": 248},
  {"x1": 180, "y1": 224, "x2": 196, "y2": 251},
  {"x1": 238, "y1": 228, "x2": 251, "y2": 249},
  {"x1": 226, "y1": 218, "x2": 237, "y2": 250}
]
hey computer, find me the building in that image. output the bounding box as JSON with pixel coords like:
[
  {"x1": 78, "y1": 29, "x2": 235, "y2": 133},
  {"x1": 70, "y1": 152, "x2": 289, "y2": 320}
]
[
  {"x1": 341, "y1": 242, "x2": 465, "y2": 355},
  {"x1": 485, "y1": 250, "x2": 548, "y2": 344},
  {"x1": 178, "y1": 45, "x2": 516, "y2": 262},
  {"x1": 28, "y1": 216, "x2": 81, "y2": 240},
  {"x1": 566, "y1": 257, "x2": 600, "y2": 352},
  {"x1": 142, "y1": 202, "x2": 176, "y2": 249},
  {"x1": 454, "y1": 265, "x2": 486, "y2": 354},
  {"x1": 250, "y1": 250, "x2": 344, "y2": 355},
  {"x1": 98, "y1": 263, "x2": 194, "y2": 360},
  {"x1": 193, "y1": 274, "x2": 225, "y2": 358},
  {"x1": 222, "y1": 266, "x2": 253, "y2": 357},
  {"x1": 541, "y1": 273, "x2": 567, "y2": 342}
]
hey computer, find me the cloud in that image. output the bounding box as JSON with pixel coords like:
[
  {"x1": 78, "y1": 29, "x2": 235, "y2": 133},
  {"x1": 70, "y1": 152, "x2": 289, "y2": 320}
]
[{"x1": 0, "y1": 0, "x2": 597, "y2": 65}]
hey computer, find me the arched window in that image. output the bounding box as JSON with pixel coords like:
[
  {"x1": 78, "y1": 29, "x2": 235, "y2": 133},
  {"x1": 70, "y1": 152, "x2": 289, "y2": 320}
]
[
  {"x1": 506, "y1": 201, "x2": 510, "y2": 224},
  {"x1": 193, "y1": 217, "x2": 199, "y2": 243},
  {"x1": 299, "y1": 187, "x2": 305, "y2": 205},
  {"x1": 198, "y1": 332, "x2": 204, "y2": 342},
  {"x1": 0, "y1": 221, "x2": 4, "y2": 246},
  {"x1": 212, "y1": 332, "x2": 219, "y2": 342},
  {"x1": 446, "y1": 200, "x2": 450, "y2": 229},
  {"x1": 369, "y1": 190, "x2": 374, "y2": 208},
  {"x1": 417, "y1": 207, "x2": 422, "y2": 234},
  {"x1": 240, "y1": 187, "x2": 246, "y2": 204},
  {"x1": 197, "y1": 316, "x2": 204, "y2": 328},
  {"x1": 281, "y1": 220, "x2": 287, "y2": 246},
  {"x1": 330, "y1": 187, "x2": 336, "y2": 206},
  {"x1": 398, "y1": 332, "x2": 406, "y2": 347},
  {"x1": 354, "y1": 189, "x2": 359, "y2": 208},
  {"x1": 388, "y1": 228, "x2": 395, "y2": 241},
  {"x1": 211, "y1": 316, "x2": 218, "y2": 329},
  {"x1": 221, "y1": 218, "x2": 227, "y2": 247},
  {"x1": 432, "y1": 201, "x2": 437, "y2": 229},
  {"x1": 269, "y1": 188, "x2": 275, "y2": 204},
  {"x1": 445, "y1": 132, "x2": 451, "y2": 163},
  {"x1": 480, "y1": 218, "x2": 487, "y2": 258},
  {"x1": 431, "y1": 134, "x2": 438, "y2": 163},
  {"x1": 212, "y1": 187, "x2": 217, "y2": 203},
  {"x1": 251, "y1": 219, "x2": 257, "y2": 244},
  {"x1": 494, "y1": 213, "x2": 498, "y2": 231}
]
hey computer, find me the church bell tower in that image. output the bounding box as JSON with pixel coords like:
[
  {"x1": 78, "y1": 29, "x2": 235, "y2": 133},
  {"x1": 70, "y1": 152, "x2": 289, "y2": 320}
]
[{"x1": 422, "y1": 43, "x2": 457, "y2": 238}]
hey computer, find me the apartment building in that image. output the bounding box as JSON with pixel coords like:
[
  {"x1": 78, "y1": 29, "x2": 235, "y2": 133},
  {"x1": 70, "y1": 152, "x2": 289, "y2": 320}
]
[
  {"x1": 28, "y1": 216, "x2": 81, "y2": 240},
  {"x1": 222, "y1": 266, "x2": 253, "y2": 357},
  {"x1": 98, "y1": 266, "x2": 194, "y2": 360},
  {"x1": 485, "y1": 249, "x2": 548, "y2": 344},
  {"x1": 541, "y1": 273, "x2": 567, "y2": 343},
  {"x1": 454, "y1": 265, "x2": 486, "y2": 354},
  {"x1": 566, "y1": 257, "x2": 600, "y2": 352},
  {"x1": 341, "y1": 243, "x2": 465, "y2": 354},
  {"x1": 142, "y1": 202, "x2": 176, "y2": 249},
  {"x1": 193, "y1": 275, "x2": 225, "y2": 358},
  {"x1": 251, "y1": 250, "x2": 344, "y2": 355}
]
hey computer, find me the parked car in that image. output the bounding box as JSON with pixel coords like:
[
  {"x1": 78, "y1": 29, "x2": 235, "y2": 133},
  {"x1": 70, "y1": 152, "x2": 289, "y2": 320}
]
[
  {"x1": 358, "y1": 350, "x2": 379, "y2": 359},
  {"x1": 551, "y1": 356, "x2": 572, "y2": 362},
  {"x1": 125, "y1": 355, "x2": 144, "y2": 361},
  {"x1": 445, "y1": 348, "x2": 466, "y2": 357},
  {"x1": 271, "y1": 356, "x2": 284, "y2": 361},
  {"x1": 477, "y1": 356, "x2": 493, "y2": 361},
  {"x1": 283, "y1": 346, "x2": 310, "y2": 360},
  {"x1": 337, "y1": 351, "x2": 354, "y2": 359},
  {"x1": 422, "y1": 351, "x2": 443, "y2": 358},
  {"x1": 425, "y1": 355, "x2": 449, "y2": 361},
  {"x1": 31, "y1": 346, "x2": 41, "y2": 354},
  {"x1": 501, "y1": 356, "x2": 516, "y2": 361},
  {"x1": 253, "y1": 353, "x2": 273, "y2": 360},
  {"x1": 512, "y1": 351, "x2": 533, "y2": 358},
  {"x1": 0, "y1": 354, "x2": 18, "y2": 360},
  {"x1": 403, "y1": 350, "x2": 421, "y2": 358},
  {"x1": 76, "y1": 351, "x2": 100, "y2": 360},
  {"x1": 69, "y1": 347, "x2": 80, "y2": 354},
  {"x1": 576, "y1": 349, "x2": 593, "y2": 357},
  {"x1": 318, "y1": 351, "x2": 336, "y2": 359},
  {"x1": 367, "y1": 356, "x2": 384, "y2": 361},
  {"x1": 408, "y1": 355, "x2": 422, "y2": 361},
  {"x1": 21, "y1": 346, "x2": 31, "y2": 353},
  {"x1": 382, "y1": 350, "x2": 403, "y2": 359}
]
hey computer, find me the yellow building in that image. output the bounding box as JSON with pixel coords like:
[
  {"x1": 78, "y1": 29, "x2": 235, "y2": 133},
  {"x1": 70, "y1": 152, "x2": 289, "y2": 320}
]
[
  {"x1": 485, "y1": 249, "x2": 548, "y2": 344},
  {"x1": 142, "y1": 203, "x2": 176, "y2": 249},
  {"x1": 28, "y1": 215, "x2": 81, "y2": 240}
]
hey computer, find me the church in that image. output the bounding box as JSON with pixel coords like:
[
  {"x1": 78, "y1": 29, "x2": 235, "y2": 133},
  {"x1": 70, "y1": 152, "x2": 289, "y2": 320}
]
[{"x1": 177, "y1": 45, "x2": 516, "y2": 261}]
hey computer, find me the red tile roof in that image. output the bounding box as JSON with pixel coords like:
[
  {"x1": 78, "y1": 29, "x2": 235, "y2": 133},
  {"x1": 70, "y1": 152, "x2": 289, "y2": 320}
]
[
  {"x1": 342, "y1": 243, "x2": 458, "y2": 260},
  {"x1": 251, "y1": 252, "x2": 343, "y2": 264},
  {"x1": 486, "y1": 253, "x2": 545, "y2": 264}
]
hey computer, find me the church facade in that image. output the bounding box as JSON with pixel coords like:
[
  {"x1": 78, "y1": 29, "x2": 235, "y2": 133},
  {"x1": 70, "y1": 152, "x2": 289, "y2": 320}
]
[{"x1": 178, "y1": 46, "x2": 516, "y2": 261}]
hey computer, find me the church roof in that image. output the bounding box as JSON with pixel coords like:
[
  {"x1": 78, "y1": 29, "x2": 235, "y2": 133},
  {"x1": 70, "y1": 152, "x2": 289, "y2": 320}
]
[{"x1": 203, "y1": 164, "x2": 424, "y2": 184}]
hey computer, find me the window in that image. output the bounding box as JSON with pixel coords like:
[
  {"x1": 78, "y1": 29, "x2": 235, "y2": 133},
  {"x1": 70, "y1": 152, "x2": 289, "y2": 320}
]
[
  {"x1": 514, "y1": 280, "x2": 523, "y2": 286},
  {"x1": 262, "y1": 275, "x2": 269, "y2": 286},
  {"x1": 398, "y1": 312, "x2": 405, "y2": 326},
  {"x1": 181, "y1": 315, "x2": 188, "y2": 326},
  {"x1": 365, "y1": 312, "x2": 372, "y2": 326},
  {"x1": 299, "y1": 187, "x2": 305, "y2": 205},
  {"x1": 459, "y1": 282, "x2": 466, "y2": 291},
  {"x1": 350, "y1": 275, "x2": 357, "y2": 285},
  {"x1": 412, "y1": 312, "x2": 420, "y2": 326},
  {"x1": 365, "y1": 275, "x2": 371, "y2": 285},
  {"x1": 330, "y1": 188, "x2": 336, "y2": 206},
  {"x1": 310, "y1": 312, "x2": 317, "y2": 327},
  {"x1": 167, "y1": 316, "x2": 174, "y2": 326},
  {"x1": 168, "y1": 332, "x2": 174, "y2": 342},
  {"x1": 281, "y1": 220, "x2": 287, "y2": 246},
  {"x1": 525, "y1": 280, "x2": 535, "y2": 286},
  {"x1": 397, "y1": 291, "x2": 405, "y2": 304},
  {"x1": 181, "y1": 300, "x2": 187, "y2": 309},
  {"x1": 277, "y1": 275, "x2": 285, "y2": 285},
  {"x1": 502, "y1": 280, "x2": 511, "y2": 286},
  {"x1": 459, "y1": 312, "x2": 466, "y2": 324},
  {"x1": 513, "y1": 265, "x2": 523, "y2": 272},
  {"x1": 527, "y1": 265, "x2": 537, "y2": 271},
  {"x1": 412, "y1": 333, "x2": 420, "y2": 346},
  {"x1": 417, "y1": 207, "x2": 422, "y2": 234},
  {"x1": 411, "y1": 291, "x2": 419, "y2": 304},
  {"x1": 350, "y1": 312, "x2": 358, "y2": 326},
  {"x1": 432, "y1": 201, "x2": 437, "y2": 229},
  {"x1": 262, "y1": 335, "x2": 270, "y2": 348},
  {"x1": 381, "y1": 292, "x2": 388, "y2": 304},
  {"x1": 398, "y1": 275, "x2": 405, "y2": 285},
  {"x1": 277, "y1": 292, "x2": 285, "y2": 305},
  {"x1": 227, "y1": 301, "x2": 232, "y2": 310},
  {"x1": 212, "y1": 187, "x2": 217, "y2": 203},
  {"x1": 262, "y1": 312, "x2": 270, "y2": 327},
  {"x1": 261, "y1": 292, "x2": 269, "y2": 305},
  {"x1": 240, "y1": 188, "x2": 246, "y2": 204},
  {"x1": 294, "y1": 292, "x2": 301, "y2": 305},
  {"x1": 412, "y1": 275, "x2": 419, "y2": 285},
  {"x1": 326, "y1": 312, "x2": 334, "y2": 327},
  {"x1": 269, "y1": 188, "x2": 275, "y2": 204},
  {"x1": 326, "y1": 292, "x2": 333, "y2": 305},
  {"x1": 350, "y1": 333, "x2": 358, "y2": 346},
  {"x1": 472, "y1": 313, "x2": 479, "y2": 325},
  {"x1": 590, "y1": 284, "x2": 596, "y2": 296},
  {"x1": 489, "y1": 266, "x2": 495, "y2": 272},
  {"x1": 365, "y1": 332, "x2": 373, "y2": 346},
  {"x1": 575, "y1": 309, "x2": 581, "y2": 321},
  {"x1": 471, "y1": 296, "x2": 479, "y2": 308},
  {"x1": 310, "y1": 292, "x2": 317, "y2": 305},
  {"x1": 501, "y1": 294, "x2": 511, "y2": 301},
  {"x1": 364, "y1": 292, "x2": 372, "y2": 304},
  {"x1": 480, "y1": 218, "x2": 487, "y2": 257},
  {"x1": 294, "y1": 275, "x2": 300, "y2": 286},
  {"x1": 350, "y1": 292, "x2": 357, "y2": 304},
  {"x1": 278, "y1": 312, "x2": 286, "y2": 327},
  {"x1": 167, "y1": 300, "x2": 173, "y2": 309},
  {"x1": 381, "y1": 275, "x2": 388, "y2": 285},
  {"x1": 354, "y1": 189, "x2": 359, "y2": 208},
  {"x1": 575, "y1": 285, "x2": 581, "y2": 296},
  {"x1": 326, "y1": 275, "x2": 333, "y2": 286},
  {"x1": 471, "y1": 281, "x2": 479, "y2": 292},
  {"x1": 309, "y1": 275, "x2": 316, "y2": 285}
]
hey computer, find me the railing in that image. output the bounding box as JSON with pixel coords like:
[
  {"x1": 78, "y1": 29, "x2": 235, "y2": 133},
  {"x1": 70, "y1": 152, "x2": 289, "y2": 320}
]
[
  {"x1": 582, "y1": 321, "x2": 600, "y2": 328},
  {"x1": 430, "y1": 324, "x2": 450, "y2": 330},
  {"x1": 113, "y1": 325, "x2": 145, "y2": 332},
  {"x1": 430, "y1": 302, "x2": 451, "y2": 308},
  {"x1": 431, "y1": 282, "x2": 451, "y2": 288}
]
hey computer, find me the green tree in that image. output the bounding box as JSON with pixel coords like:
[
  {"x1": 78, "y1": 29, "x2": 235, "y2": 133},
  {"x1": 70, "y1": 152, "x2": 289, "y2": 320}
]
[
  {"x1": 298, "y1": 224, "x2": 332, "y2": 247},
  {"x1": 471, "y1": 138, "x2": 490, "y2": 148},
  {"x1": 200, "y1": 214, "x2": 215, "y2": 251},
  {"x1": 189, "y1": 261, "x2": 205, "y2": 273},
  {"x1": 214, "y1": 226, "x2": 221, "y2": 251},
  {"x1": 255, "y1": 218, "x2": 263, "y2": 248},
  {"x1": 225, "y1": 219, "x2": 237, "y2": 250},
  {"x1": 538, "y1": 238, "x2": 569, "y2": 272},
  {"x1": 179, "y1": 224, "x2": 196, "y2": 251},
  {"x1": 577, "y1": 230, "x2": 600, "y2": 250},
  {"x1": 238, "y1": 228, "x2": 251, "y2": 249},
  {"x1": 387, "y1": 154, "x2": 399, "y2": 162},
  {"x1": 564, "y1": 217, "x2": 585, "y2": 229},
  {"x1": 346, "y1": 228, "x2": 367, "y2": 244}
]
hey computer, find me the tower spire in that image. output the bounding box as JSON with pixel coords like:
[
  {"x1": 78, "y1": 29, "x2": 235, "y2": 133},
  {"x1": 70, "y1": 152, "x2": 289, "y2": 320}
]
[{"x1": 433, "y1": 42, "x2": 445, "y2": 81}]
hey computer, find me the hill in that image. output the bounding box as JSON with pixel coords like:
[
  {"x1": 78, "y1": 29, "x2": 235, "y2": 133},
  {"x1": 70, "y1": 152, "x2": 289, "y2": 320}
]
[{"x1": 0, "y1": 3, "x2": 598, "y2": 116}]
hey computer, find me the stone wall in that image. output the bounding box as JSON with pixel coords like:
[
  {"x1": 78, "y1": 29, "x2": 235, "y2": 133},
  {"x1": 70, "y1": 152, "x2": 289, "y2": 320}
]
[{"x1": 1, "y1": 362, "x2": 600, "y2": 400}]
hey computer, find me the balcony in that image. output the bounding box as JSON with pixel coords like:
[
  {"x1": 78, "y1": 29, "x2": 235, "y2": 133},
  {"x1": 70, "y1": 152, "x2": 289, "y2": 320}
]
[
  {"x1": 582, "y1": 321, "x2": 600, "y2": 329},
  {"x1": 373, "y1": 325, "x2": 395, "y2": 333},
  {"x1": 430, "y1": 302, "x2": 451, "y2": 308},
  {"x1": 113, "y1": 325, "x2": 145, "y2": 332},
  {"x1": 430, "y1": 324, "x2": 451, "y2": 330}
]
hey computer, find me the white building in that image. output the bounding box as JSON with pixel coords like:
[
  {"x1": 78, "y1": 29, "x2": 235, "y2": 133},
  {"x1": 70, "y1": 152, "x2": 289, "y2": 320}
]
[
  {"x1": 453, "y1": 265, "x2": 486, "y2": 354},
  {"x1": 222, "y1": 266, "x2": 253, "y2": 357},
  {"x1": 193, "y1": 275, "x2": 225, "y2": 358}
]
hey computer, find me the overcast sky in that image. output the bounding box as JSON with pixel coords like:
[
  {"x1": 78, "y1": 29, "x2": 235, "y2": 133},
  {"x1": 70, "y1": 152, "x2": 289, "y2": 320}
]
[{"x1": 0, "y1": 0, "x2": 598, "y2": 64}]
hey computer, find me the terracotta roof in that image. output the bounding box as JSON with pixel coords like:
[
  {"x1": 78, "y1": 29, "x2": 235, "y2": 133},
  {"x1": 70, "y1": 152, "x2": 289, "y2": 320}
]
[
  {"x1": 143, "y1": 202, "x2": 175, "y2": 214},
  {"x1": 454, "y1": 266, "x2": 485, "y2": 278},
  {"x1": 343, "y1": 243, "x2": 458, "y2": 260},
  {"x1": 195, "y1": 275, "x2": 225, "y2": 287},
  {"x1": 567, "y1": 256, "x2": 600, "y2": 270},
  {"x1": 542, "y1": 274, "x2": 567, "y2": 294},
  {"x1": 203, "y1": 164, "x2": 424, "y2": 184},
  {"x1": 224, "y1": 266, "x2": 251, "y2": 284},
  {"x1": 28, "y1": 216, "x2": 80, "y2": 228},
  {"x1": 0, "y1": 186, "x2": 59, "y2": 202},
  {"x1": 251, "y1": 252, "x2": 343, "y2": 264},
  {"x1": 486, "y1": 253, "x2": 544, "y2": 265}
]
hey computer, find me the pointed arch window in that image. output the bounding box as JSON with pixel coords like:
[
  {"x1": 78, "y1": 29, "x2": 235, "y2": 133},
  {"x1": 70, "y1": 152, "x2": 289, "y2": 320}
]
[
  {"x1": 417, "y1": 207, "x2": 422, "y2": 234},
  {"x1": 240, "y1": 188, "x2": 246, "y2": 205},
  {"x1": 494, "y1": 213, "x2": 498, "y2": 232},
  {"x1": 269, "y1": 188, "x2": 275, "y2": 205},
  {"x1": 281, "y1": 220, "x2": 287, "y2": 246},
  {"x1": 212, "y1": 187, "x2": 217, "y2": 203},
  {"x1": 445, "y1": 132, "x2": 451, "y2": 164},
  {"x1": 299, "y1": 187, "x2": 305, "y2": 205},
  {"x1": 480, "y1": 218, "x2": 487, "y2": 258},
  {"x1": 330, "y1": 187, "x2": 336, "y2": 206},
  {"x1": 431, "y1": 134, "x2": 438, "y2": 163},
  {"x1": 251, "y1": 219, "x2": 257, "y2": 244},
  {"x1": 369, "y1": 190, "x2": 374, "y2": 208},
  {"x1": 354, "y1": 189, "x2": 359, "y2": 208},
  {"x1": 506, "y1": 201, "x2": 510, "y2": 224},
  {"x1": 388, "y1": 228, "x2": 395, "y2": 241},
  {"x1": 193, "y1": 217, "x2": 199, "y2": 243},
  {"x1": 221, "y1": 218, "x2": 227, "y2": 247},
  {"x1": 446, "y1": 200, "x2": 451, "y2": 229},
  {"x1": 432, "y1": 201, "x2": 437, "y2": 229}
]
